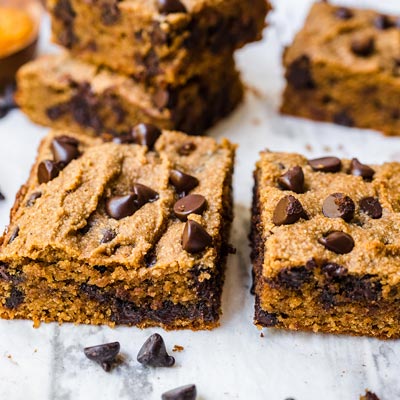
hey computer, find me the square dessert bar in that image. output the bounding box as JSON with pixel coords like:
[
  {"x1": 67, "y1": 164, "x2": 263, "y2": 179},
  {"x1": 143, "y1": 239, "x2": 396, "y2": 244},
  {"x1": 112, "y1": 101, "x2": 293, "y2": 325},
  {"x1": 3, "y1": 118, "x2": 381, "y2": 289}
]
[
  {"x1": 0, "y1": 128, "x2": 235, "y2": 330},
  {"x1": 16, "y1": 53, "x2": 243, "y2": 137},
  {"x1": 281, "y1": 2, "x2": 400, "y2": 136},
  {"x1": 47, "y1": 0, "x2": 270, "y2": 86},
  {"x1": 251, "y1": 151, "x2": 400, "y2": 339}
]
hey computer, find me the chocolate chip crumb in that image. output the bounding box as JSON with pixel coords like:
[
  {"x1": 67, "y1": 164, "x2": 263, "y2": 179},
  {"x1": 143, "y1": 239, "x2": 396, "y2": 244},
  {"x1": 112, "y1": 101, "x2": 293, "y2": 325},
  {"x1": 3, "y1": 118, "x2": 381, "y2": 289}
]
[
  {"x1": 137, "y1": 333, "x2": 175, "y2": 368},
  {"x1": 362, "y1": 390, "x2": 380, "y2": 400},
  {"x1": 84, "y1": 342, "x2": 120, "y2": 372},
  {"x1": 162, "y1": 384, "x2": 197, "y2": 400}
]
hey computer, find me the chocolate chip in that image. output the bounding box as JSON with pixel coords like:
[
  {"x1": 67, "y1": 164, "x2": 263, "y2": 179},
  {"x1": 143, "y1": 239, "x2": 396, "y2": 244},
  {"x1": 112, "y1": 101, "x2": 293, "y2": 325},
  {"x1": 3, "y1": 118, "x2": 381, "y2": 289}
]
[
  {"x1": 272, "y1": 195, "x2": 306, "y2": 226},
  {"x1": 0, "y1": 264, "x2": 11, "y2": 282},
  {"x1": 157, "y1": 0, "x2": 187, "y2": 14},
  {"x1": 322, "y1": 193, "x2": 355, "y2": 221},
  {"x1": 51, "y1": 136, "x2": 80, "y2": 165},
  {"x1": 0, "y1": 84, "x2": 17, "y2": 119},
  {"x1": 333, "y1": 110, "x2": 354, "y2": 127},
  {"x1": 182, "y1": 220, "x2": 212, "y2": 254},
  {"x1": 8, "y1": 227, "x2": 19, "y2": 244},
  {"x1": 137, "y1": 333, "x2": 175, "y2": 368},
  {"x1": 131, "y1": 123, "x2": 162, "y2": 150},
  {"x1": 132, "y1": 183, "x2": 159, "y2": 207},
  {"x1": 322, "y1": 263, "x2": 348, "y2": 278},
  {"x1": 152, "y1": 88, "x2": 169, "y2": 109},
  {"x1": 350, "y1": 158, "x2": 375, "y2": 180},
  {"x1": 46, "y1": 103, "x2": 70, "y2": 120},
  {"x1": 5, "y1": 287, "x2": 24, "y2": 309},
  {"x1": 100, "y1": 229, "x2": 116, "y2": 243},
  {"x1": 83, "y1": 342, "x2": 120, "y2": 372},
  {"x1": 161, "y1": 385, "x2": 197, "y2": 400},
  {"x1": 351, "y1": 35, "x2": 375, "y2": 57},
  {"x1": 100, "y1": 0, "x2": 120, "y2": 25},
  {"x1": 276, "y1": 266, "x2": 311, "y2": 289},
  {"x1": 38, "y1": 160, "x2": 62, "y2": 184},
  {"x1": 26, "y1": 192, "x2": 42, "y2": 207},
  {"x1": 286, "y1": 55, "x2": 315, "y2": 90},
  {"x1": 0, "y1": 191, "x2": 4, "y2": 200},
  {"x1": 359, "y1": 197, "x2": 382, "y2": 219},
  {"x1": 170, "y1": 170, "x2": 199, "y2": 195},
  {"x1": 178, "y1": 142, "x2": 196, "y2": 156},
  {"x1": 319, "y1": 231, "x2": 354, "y2": 254},
  {"x1": 174, "y1": 194, "x2": 207, "y2": 221},
  {"x1": 308, "y1": 157, "x2": 341, "y2": 173},
  {"x1": 105, "y1": 195, "x2": 137, "y2": 220},
  {"x1": 374, "y1": 15, "x2": 394, "y2": 30},
  {"x1": 277, "y1": 166, "x2": 304, "y2": 193},
  {"x1": 94, "y1": 265, "x2": 108, "y2": 274},
  {"x1": 334, "y1": 7, "x2": 353, "y2": 20}
]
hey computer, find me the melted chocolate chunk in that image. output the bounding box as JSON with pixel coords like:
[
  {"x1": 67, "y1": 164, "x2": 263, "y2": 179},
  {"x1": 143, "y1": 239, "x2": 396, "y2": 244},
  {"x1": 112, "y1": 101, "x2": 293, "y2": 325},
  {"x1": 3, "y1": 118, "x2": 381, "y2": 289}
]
[
  {"x1": 334, "y1": 7, "x2": 353, "y2": 20},
  {"x1": 100, "y1": 0, "x2": 121, "y2": 25},
  {"x1": 350, "y1": 158, "x2": 375, "y2": 180},
  {"x1": 319, "y1": 231, "x2": 354, "y2": 254},
  {"x1": 137, "y1": 333, "x2": 175, "y2": 368},
  {"x1": 131, "y1": 123, "x2": 162, "y2": 150},
  {"x1": 322, "y1": 193, "x2": 355, "y2": 221},
  {"x1": 162, "y1": 385, "x2": 197, "y2": 400},
  {"x1": 84, "y1": 342, "x2": 120, "y2": 372},
  {"x1": 178, "y1": 142, "x2": 196, "y2": 156},
  {"x1": 51, "y1": 136, "x2": 80, "y2": 165},
  {"x1": 321, "y1": 263, "x2": 348, "y2": 278},
  {"x1": 374, "y1": 15, "x2": 394, "y2": 30},
  {"x1": 333, "y1": 110, "x2": 354, "y2": 127},
  {"x1": 93, "y1": 265, "x2": 108, "y2": 274},
  {"x1": 0, "y1": 264, "x2": 11, "y2": 282},
  {"x1": 182, "y1": 220, "x2": 212, "y2": 254},
  {"x1": 100, "y1": 229, "x2": 117, "y2": 243},
  {"x1": 286, "y1": 55, "x2": 315, "y2": 90},
  {"x1": 308, "y1": 157, "x2": 341, "y2": 173},
  {"x1": 53, "y1": 0, "x2": 77, "y2": 48},
  {"x1": 132, "y1": 183, "x2": 159, "y2": 207},
  {"x1": 105, "y1": 194, "x2": 137, "y2": 220},
  {"x1": 170, "y1": 170, "x2": 199, "y2": 195},
  {"x1": 8, "y1": 227, "x2": 19, "y2": 244},
  {"x1": 272, "y1": 195, "x2": 306, "y2": 226},
  {"x1": 46, "y1": 103, "x2": 70, "y2": 120},
  {"x1": 174, "y1": 194, "x2": 207, "y2": 221},
  {"x1": 359, "y1": 197, "x2": 382, "y2": 219},
  {"x1": 157, "y1": 0, "x2": 187, "y2": 14},
  {"x1": 5, "y1": 287, "x2": 24, "y2": 309},
  {"x1": 276, "y1": 266, "x2": 312, "y2": 290},
  {"x1": 38, "y1": 160, "x2": 62, "y2": 184},
  {"x1": 351, "y1": 35, "x2": 375, "y2": 57},
  {"x1": 26, "y1": 192, "x2": 42, "y2": 207},
  {"x1": 277, "y1": 166, "x2": 304, "y2": 194}
]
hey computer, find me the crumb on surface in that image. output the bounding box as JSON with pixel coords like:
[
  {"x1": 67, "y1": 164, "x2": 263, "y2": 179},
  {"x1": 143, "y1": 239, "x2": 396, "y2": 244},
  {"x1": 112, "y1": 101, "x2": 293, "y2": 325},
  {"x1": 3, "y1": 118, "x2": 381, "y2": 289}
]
[{"x1": 172, "y1": 345, "x2": 184, "y2": 352}]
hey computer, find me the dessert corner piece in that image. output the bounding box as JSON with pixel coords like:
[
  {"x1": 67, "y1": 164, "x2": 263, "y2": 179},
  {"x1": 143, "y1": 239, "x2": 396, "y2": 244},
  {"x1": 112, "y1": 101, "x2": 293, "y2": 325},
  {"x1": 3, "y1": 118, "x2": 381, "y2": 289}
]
[
  {"x1": 280, "y1": 2, "x2": 400, "y2": 136},
  {"x1": 0, "y1": 128, "x2": 235, "y2": 330},
  {"x1": 251, "y1": 151, "x2": 400, "y2": 339}
]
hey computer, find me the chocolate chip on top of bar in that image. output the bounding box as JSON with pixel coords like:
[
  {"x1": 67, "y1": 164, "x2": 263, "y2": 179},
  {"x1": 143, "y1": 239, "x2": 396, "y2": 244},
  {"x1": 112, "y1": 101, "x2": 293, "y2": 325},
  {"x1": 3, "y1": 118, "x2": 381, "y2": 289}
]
[{"x1": 251, "y1": 151, "x2": 400, "y2": 339}]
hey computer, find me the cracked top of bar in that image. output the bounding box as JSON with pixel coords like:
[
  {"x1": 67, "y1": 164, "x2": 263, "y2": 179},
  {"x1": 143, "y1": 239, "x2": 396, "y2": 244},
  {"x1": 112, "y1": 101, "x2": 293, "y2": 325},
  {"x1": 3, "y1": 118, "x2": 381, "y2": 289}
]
[
  {"x1": 0, "y1": 129, "x2": 235, "y2": 278},
  {"x1": 255, "y1": 151, "x2": 400, "y2": 286}
]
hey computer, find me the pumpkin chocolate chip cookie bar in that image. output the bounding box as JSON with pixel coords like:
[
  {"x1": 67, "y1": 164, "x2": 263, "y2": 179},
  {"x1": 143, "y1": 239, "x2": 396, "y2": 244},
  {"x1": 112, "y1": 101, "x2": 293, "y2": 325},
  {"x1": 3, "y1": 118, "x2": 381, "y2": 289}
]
[
  {"x1": 251, "y1": 151, "x2": 400, "y2": 339},
  {"x1": 0, "y1": 128, "x2": 235, "y2": 330}
]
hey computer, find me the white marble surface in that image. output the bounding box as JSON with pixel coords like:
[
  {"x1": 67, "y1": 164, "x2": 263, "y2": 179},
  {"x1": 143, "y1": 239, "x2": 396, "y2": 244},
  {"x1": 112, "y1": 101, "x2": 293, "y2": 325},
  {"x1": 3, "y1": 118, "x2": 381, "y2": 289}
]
[{"x1": 1, "y1": 1, "x2": 400, "y2": 399}]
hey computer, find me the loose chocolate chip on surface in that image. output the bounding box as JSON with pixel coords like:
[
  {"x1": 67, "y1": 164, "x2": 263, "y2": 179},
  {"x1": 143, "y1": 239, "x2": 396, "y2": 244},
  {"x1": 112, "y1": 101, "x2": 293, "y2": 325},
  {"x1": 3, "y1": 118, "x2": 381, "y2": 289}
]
[
  {"x1": 100, "y1": 229, "x2": 117, "y2": 243},
  {"x1": 26, "y1": 192, "x2": 42, "y2": 207},
  {"x1": 0, "y1": 191, "x2": 4, "y2": 200},
  {"x1": 157, "y1": 0, "x2": 187, "y2": 14},
  {"x1": 8, "y1": 227, "x2": 19, "y2": 244},
  {"x1": 162, "y1": 384, "x2": 197, "y2": 400},
  {"x1": 170, "y1": 170, "x2": 199, "y2": 195},
  {"x1": 359, "y1": 197, "x2": 382, "y2": 219},
  {"x1": 51, "y1": 136, "x2": 80, "y2": 165},
  {"x1": 5, "y1": 287, "x2": 24, "y2": 309},
  {"x1": 350, "y1": 158, "x2": 375, "y2": 180},
  {"x1": 182, "y1": 220, "x2": 212, "y2": 254},
  {"x1": 351, "y1": 35, "x2": 375, "y2": 56},
  {"x1": 137, "y1": 333, "x2": 175, "y2": 368},
  {"x1": 0, "y1": 84, "x2": 17, "y2": 119},
  {"x1": 105, "y1": 195, "x2": 137, "y2": 220},
  {"x1": 84, "y1": 342, "x2": 120, "y2": 372},
  {"x1": 272, "y1": 195, "x2": 306, "y2": 226},
  {"x1": 308, "y1": 157, "x2": 341, "y2": 173},
  {"x1": 374, "y1": 14, "x2": 394, "y2": 30},
  {"x1": 334, "y1": 7, "x2": 353, "y2": 20},
  {"x1": 322, "y1": 263, "x2": 348, "y2": 278},
  {"x1": 322, "y1": 193, "x2": 355, "y2": 221},
  {"x1": 178, "y1": 142, "x2": 196, "y2": 156},
  {"x1": 174, "y1": 194, "x2": 207, "y2": 221},
  {"x1": 132, "y1": 183, "x2": 159, "y2": 207},
  {"x1": 319, "y1": 231, "x2": 355, "y2": 254},
  {"x1": 286, "y1": 55, "x2": 315, "y2": 90},
  {"x1": 131, "y1": 123, "x2": 162, "y2": 150},
  {"x1": 277, "y1": 166, "x2": 305, "y2": 193},
  {"x1": 38, "y1": 160, "x2": 62, "y2": 184}
]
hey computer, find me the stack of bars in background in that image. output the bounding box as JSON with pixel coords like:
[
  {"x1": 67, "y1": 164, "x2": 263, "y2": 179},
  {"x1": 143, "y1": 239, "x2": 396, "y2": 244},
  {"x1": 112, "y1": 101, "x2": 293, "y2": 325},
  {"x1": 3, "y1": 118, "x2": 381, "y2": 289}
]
[{"x1": 16, "y1": 0, "x2": 271, "y2": 137}]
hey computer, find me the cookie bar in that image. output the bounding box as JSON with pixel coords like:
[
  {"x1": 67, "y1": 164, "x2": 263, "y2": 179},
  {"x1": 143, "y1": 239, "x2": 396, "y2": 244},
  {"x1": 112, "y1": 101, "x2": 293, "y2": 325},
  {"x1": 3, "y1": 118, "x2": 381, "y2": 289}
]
[
  {"x1": 0, "y1": 128, "x2": 235, "y2": 330},
  {"x1": 281, "y1": 2, "x2": 400, "y2": 136},
  {"x1": 16, "y1": 53, "x2": 243, "y2": 136},
  {"x1": 47, "y1": 0, "x2": 270, "y2": 86},
  {"x1": 251, "y1": 151, "x2": 400, "y2": 339}
]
